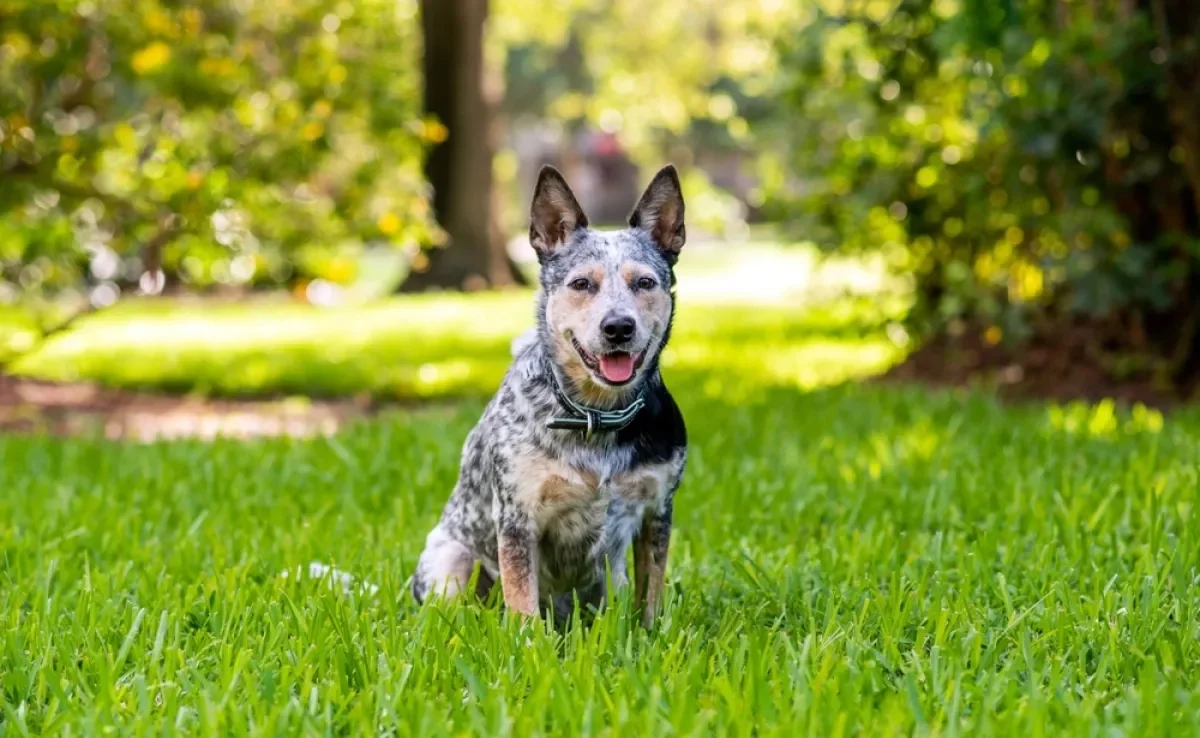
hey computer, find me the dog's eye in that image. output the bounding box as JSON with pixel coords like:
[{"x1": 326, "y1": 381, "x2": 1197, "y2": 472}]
[
  {"x1": 569, "y1": 277, "x2": 591, "y2": 291},
  {"x1": 636, "y1": 276, "x2": 657, "y2": 290}
]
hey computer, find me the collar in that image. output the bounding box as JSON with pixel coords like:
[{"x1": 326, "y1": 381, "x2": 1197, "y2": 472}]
[{"x1": 546, "y1": 382, "x2": 646, "y2": 439}]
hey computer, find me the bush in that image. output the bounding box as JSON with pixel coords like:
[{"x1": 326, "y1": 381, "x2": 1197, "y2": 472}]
[
  {"x1": 0, "y1": 0, "x2": 435, "y2": 306},
  {"x1": 767, "y1": 0, "x2": 1200, "y2": 387}
]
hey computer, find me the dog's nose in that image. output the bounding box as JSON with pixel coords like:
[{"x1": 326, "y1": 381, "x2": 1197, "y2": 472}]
[{"x1": 602, "y1": 315, "x2": 636, "y2": 344}]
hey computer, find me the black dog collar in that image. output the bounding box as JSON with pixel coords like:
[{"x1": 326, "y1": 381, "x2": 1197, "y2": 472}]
[{"x1": 546, "y1": 386, "x2": 645, "y2": 439}]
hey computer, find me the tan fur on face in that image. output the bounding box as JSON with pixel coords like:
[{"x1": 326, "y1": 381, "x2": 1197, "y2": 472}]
[
  {"x1": 545, "y1": 264, "x2": 636, "y2": 407},
  {"x1": 621, "y1": 262, "x2": 672, "y2": 338},
  {"x1": 544, "y1": 260, "x2": 673, "y2": 407},
  {"x1": 545, "y1": 266, "x2": 604, "y2": 348}
]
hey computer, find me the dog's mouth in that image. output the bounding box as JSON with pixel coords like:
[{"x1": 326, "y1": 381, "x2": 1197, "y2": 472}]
[{"x1": 571, "y1": 336, "x2": 644, "y2": 386}]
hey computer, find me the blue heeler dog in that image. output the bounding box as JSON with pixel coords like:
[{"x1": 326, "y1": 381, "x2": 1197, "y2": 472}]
[{"x1": 412, "y1": 165, "x2": 688, "y2": 627}]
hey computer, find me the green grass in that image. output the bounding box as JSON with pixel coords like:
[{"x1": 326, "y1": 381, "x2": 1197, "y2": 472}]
[
  {"x1": 0, "y1": 307, "x2": 40, "y2": 365},
  {"x1": 4, "y1": 251, "x2": 1200, "y2": 734},
  {"x1": 6, "y1": 245, "x2": 903, "y2": 402}
]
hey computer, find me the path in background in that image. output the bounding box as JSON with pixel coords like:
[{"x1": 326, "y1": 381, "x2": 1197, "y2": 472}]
[{"x1": 0, "y1": 375, "x2": 368, "y2": 441}]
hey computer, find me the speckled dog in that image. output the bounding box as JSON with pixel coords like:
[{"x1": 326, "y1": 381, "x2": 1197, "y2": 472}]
[{"x1": 411, "y1": 165, "x2": 688, "y2": 627}]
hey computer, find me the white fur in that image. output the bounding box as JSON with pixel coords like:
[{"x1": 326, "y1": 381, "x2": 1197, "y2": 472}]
[
  {"x1": 414, "y1": 524, "x2": 478, "y2": 598},
  {"x1": 279, "y1": 561, "x2": 378, "y2": 596},
  {"x1": 510, "y1": 328, "x2": 538, "y2": 357}
]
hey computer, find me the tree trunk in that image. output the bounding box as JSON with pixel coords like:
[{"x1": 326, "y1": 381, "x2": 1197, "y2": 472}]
[
  {"x1": 402, "y1": 0, "x2": 525, "y2": 292},
  {"x1": 483, "y1": 25, "x2": 530, "y2": 288}
]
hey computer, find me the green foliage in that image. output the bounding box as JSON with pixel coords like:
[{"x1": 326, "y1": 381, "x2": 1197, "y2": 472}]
[
  {"x1": 3, "y1": 288, "x2": 1200, "y2": 732},
  {"x1": 494, "y1": 0, "x2": 794, "y2": 191},
  {"x1": 767, "y1": 0, "x2": 1200, "y2": 369},
  {"x1": 0, "y1": 0, "x2": 433, "y2": 304}
]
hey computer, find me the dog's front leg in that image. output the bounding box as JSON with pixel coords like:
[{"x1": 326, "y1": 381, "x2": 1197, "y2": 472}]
[
  {"x1": 633, "y1": 500, "x2": 672, "y2": 628},
  {"x1": 497, "y1": 514, "x2": 540, "y2": 617}
]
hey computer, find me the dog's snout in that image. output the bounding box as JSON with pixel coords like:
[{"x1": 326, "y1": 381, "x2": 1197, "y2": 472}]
[{"x1": 602, "y1": 315, "x2": 636, "y2": 344}]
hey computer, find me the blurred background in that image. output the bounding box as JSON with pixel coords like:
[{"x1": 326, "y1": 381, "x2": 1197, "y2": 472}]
[{"x1": 1, "y1": 0, "x2": 1198, "y2": 435}]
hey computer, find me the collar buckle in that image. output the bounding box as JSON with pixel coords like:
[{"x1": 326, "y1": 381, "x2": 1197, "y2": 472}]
[{"x1": 546, "y1": 387, "x2": 645, "y2": 437}]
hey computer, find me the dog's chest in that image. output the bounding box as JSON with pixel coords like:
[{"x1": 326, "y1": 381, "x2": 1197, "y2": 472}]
[{"x1": 517, "y1": 447, "x2": 668, "y2": 541}]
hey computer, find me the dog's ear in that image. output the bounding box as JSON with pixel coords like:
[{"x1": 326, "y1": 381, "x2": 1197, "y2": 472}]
[
  {"x1": 629, "y1": 164, "x2": 686, "y2": 265},
  {"x1": 530, "y1": 165, "x2": 588, "y2": 257}
]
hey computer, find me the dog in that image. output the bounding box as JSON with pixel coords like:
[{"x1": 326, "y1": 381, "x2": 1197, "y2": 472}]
[{"x1": 411, "y1": 165, "x2": 688, "y2": 627}]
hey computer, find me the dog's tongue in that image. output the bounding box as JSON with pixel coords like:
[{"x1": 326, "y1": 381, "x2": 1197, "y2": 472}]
[{"x1": 598, "y1": 352, "x2": 635, "y2": 383}]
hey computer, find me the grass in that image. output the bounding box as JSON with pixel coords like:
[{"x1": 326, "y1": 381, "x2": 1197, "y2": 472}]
[
  {"x1": 6, "y1": 245, "x2": 902, "y2": 402},
  {"x1": 0, "y1": 307, "x2": 40, "y2": 366},
  {"x1": 4, "y1": 249, "x2": 1200, "y2": 734}
]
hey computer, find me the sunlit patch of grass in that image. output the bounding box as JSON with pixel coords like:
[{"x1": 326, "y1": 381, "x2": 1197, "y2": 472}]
[
  {"x1": 10, "y1": 292, "x2": 533, "y2": 399},
  {"x1": 1047, "y1": 397, "x2": 1166, "y2": 438},
  {"x1": 11, "y1": 296, "x2": 901, "y2": 400},
  {"x1": 0, "y1": 306, "x2": 40, "y2": 364},
  {"x1": 676, "y1": 243, "x2": 902, "y2": 306},
  {"x1": 668, "y1": 338, "x2": 900, "y2": 397},
  {"x1": 9, "y1": 249, "x2": 907, "y2": 400}
]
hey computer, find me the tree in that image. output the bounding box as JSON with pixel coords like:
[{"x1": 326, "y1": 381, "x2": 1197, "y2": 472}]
[
  {"x1": 491, "y1": 0, "x2": 797, "y2": 235},
  {"x1": 0, "y1": 0, "x2": 433, "y2": 312},
  {"x1": 766, "y1": 0, "x2": 1200, "y2": 392},
  {"x1": 401, "y1": 0, "x2": 525, "y2": 292}
]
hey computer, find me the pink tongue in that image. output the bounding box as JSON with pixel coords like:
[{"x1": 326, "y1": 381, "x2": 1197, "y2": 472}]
[{"x1": 598, "y1": 353, "x2": 635, "y2": 382}]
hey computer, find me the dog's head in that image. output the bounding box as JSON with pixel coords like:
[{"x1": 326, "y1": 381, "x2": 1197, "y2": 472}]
[{"x1": 530, "y1": 164, "x2": 686, "y2": 405}]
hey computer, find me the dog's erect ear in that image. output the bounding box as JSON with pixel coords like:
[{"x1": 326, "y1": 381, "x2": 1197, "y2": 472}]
[
  {"x1": 530, "y1": 165, "x2": 588, "y2": 256},
  {"x1": 629, "y1": 165, "x2": 686, "y2": 264}
]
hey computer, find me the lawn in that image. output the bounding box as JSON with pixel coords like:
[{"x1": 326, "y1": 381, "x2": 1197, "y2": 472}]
[
  {"x1": 4, "y1": 245, "x2": 902, "y2": 402},
  {"x1": 0, "y1": 307, "x2": 40, "y2": 367},
  {"x1": 3, "y1": 248, "x2": 1200, "y2": 735}
]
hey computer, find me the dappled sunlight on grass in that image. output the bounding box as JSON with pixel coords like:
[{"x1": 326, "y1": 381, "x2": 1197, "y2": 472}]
[
  {"x1": 1046, "y1": 398, "x2": 1165, "y2": 438},
  {"x1": 673, "y1": 243, "x2": 898, "y2": 305},
  {"x1": 10, "y1": 251, "x2": 908, "y2": 401},
  {"x1": 667, "y1": 338, "x2": 900, "y2": 399},
  {"x1": 44, "y1": 291, "x2": 533, "y2": 352},
  {"x1": 0, "y1": 307, "x2": 39, "y2": 364},
  {"x1": 11, "y1": 292, "x2": 533, "y2": 399}
]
